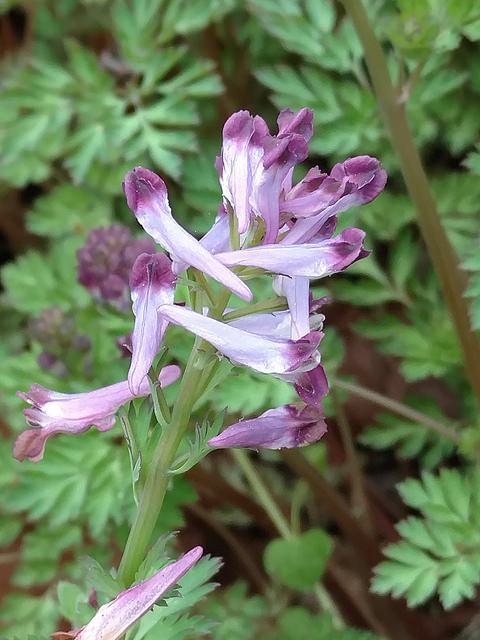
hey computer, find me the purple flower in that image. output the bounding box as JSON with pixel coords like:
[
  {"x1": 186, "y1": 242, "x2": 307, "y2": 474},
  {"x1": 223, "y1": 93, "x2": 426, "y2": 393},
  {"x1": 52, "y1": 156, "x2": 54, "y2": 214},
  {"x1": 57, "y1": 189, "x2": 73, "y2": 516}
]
[
  {"x1": 208, "y1": 404, "x2": 327, "y2": 449},
  {"x1": 281, "y1": 156, "x2": 387, "y2": 245},
  {"x1": 54, "y1": 546, "x2": 203, "y2": 640},
  {"x1": 277, "y1": 107, "x2": 314, "y2": 140},
  {"x1": 77, "y1": 225, "x2": 155, "y2": 307},
  {"x1": 252, "y1": 133, "x2": 308, "y2": 244},
  {"x1": 123, "y1": 167, "x2": 252, "y2": 301},
  {"x1": 158, "y1": 304, "x2": 322, "y2": 375},
  {"x1": 128, "y1": 253, "x2": 176, "y2": 394},
  {"x1": 218, "y1": 111, "x2": 269, "y2": 233},
  {"x1": 293, "y1": 364, "x2": 329, "y2": 406},
  {"x1": 14, "y1": 365, "x2": 181, "y2": 462},
  {"x1": 216, "y1": 227, "x2": 367, "y2": 278}
]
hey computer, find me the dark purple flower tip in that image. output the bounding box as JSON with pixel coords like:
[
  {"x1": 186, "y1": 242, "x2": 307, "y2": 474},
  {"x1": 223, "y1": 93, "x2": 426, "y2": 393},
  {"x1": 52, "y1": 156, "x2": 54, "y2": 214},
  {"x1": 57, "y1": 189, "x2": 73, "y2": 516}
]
[
  {"x1": 277, "y1": 108, "x2": 314, "y2": 141},
  {"x1": 252, "y1": 114, "x2": 270, "y2": 143},
  {"x1": 13, "y1": 428, "x2": 48, "y2": 462},
  {"x1": 123, "y1": 167, "x2": 167, "y2": 213},
  {"x1": 16, "y1": 384, "x2": 51, "y2": 408},
  {"x1": 129, "y1": 252, "x2": 176, "y2": 292},
  {"x1": 287, "y1": 330, "x2": 324, "y2": 372},
  {"x1": 332, "y1": 155, "x2": 387, "y2": 203},
  {"x1": 222, "y1": 110, "x2": 254, "y2": 139},
  {"x1": 262, "y1": 133, "x2": 308, "y2": 170},
  {"x1": 294, "y1": 364, "x2": 329, "y2": 406}
]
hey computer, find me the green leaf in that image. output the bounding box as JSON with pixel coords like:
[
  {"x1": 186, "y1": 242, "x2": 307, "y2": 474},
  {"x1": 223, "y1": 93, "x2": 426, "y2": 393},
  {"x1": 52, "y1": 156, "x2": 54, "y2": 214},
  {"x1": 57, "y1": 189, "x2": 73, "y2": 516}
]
[
  {"x1": 359, "y1": 396, "x2": 456, "y2": 468},
  {"x1": 264, "y1": 529, "x2": 333, "y2": 590},
  {"x1": 26, "y1": 184, "x2": 112, "y2": 238},
  {"x1": 1, "y1": 239, "x2": 90, "y2": 314},
  {"x1": 372, "y1": 469, "x2": 480, "y2": 609}
]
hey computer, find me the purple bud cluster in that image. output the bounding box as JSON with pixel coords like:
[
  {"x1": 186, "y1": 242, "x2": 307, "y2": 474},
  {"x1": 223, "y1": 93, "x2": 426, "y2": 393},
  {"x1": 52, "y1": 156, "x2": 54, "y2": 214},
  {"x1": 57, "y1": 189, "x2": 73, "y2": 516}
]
[{"x1": 77, "y1": 225, "x2": 155, "y2": 308}]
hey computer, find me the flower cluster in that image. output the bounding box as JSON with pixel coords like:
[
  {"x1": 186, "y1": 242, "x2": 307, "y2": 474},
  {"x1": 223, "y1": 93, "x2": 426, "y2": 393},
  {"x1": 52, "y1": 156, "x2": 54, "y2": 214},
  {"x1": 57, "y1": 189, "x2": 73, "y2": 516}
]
[{"x1": 15, "y1": 107, "x2": 385, "y2": 461}]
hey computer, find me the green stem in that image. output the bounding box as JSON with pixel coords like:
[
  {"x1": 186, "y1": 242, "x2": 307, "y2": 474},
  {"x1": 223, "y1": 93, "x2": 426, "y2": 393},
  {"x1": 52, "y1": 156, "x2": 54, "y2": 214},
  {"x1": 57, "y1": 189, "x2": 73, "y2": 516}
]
[
  {"x1": 333, "y1": 377, "x2": 460, "y2": 444},
  {"x1": 232, "y1": 449, "x2": 344, "y2": 629},
  {"x1": 341, "y1": 0, "x2": 480, "y2": 401},
  {"x1": 232, "y1": 449, "x2": 292, "y2": 539},
  {"x1": 118, "y1": 340, "x2": 205, "y2": 585}
]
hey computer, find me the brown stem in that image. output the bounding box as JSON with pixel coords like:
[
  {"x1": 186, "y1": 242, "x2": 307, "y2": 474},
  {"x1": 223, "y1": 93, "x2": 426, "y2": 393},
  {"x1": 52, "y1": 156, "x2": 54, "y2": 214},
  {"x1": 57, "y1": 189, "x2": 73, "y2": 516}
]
[
  {"x1": 333, "y1": 377, "x2": 460, "y2": 444},
  {"x1": 331, "y1": 388, "x2": 374, "y2": 535},
  {"x1": 341, "y1": 0, "x2": 480, "y2": 401}
]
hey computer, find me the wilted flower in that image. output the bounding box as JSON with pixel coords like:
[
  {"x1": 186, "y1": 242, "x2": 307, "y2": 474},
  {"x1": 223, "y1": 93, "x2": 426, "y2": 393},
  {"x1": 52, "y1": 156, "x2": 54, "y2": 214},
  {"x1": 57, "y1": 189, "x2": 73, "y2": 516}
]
[
  {"x1": 14, "y1": 365, "x2": 181, "y2": 462},
  {"x1": 77, "y1": 225, "x2": 155, "y2": 308},
  {"x1": 53, "y1": 546, "x2": 203, "y2": 640}
]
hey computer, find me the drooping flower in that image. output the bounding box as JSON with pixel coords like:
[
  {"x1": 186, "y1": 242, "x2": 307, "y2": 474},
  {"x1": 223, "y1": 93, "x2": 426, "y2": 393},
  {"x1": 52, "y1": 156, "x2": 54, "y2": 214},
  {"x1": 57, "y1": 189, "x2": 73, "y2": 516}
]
[
  {"x1": 128, "y1": 253, "x2": 176, "y2": 394},
  {"x1": 158, "y1": 304, "x2": 322, "y2": 375},
  {"x1": 123, "y1": 167, "x2": 252, "y2": 301},
  {"x1": 53, "y1": 546, "x2": 203, "y2": 640},
  {"x1": 77, "y1": 225, "x2": 155, "y2": 308},
  {"x1": 208, "y1": 404, "x2": 327, "y2": 449},
  {"x1": 14, "y1": 365, "x2": 181, "y2": 462}
]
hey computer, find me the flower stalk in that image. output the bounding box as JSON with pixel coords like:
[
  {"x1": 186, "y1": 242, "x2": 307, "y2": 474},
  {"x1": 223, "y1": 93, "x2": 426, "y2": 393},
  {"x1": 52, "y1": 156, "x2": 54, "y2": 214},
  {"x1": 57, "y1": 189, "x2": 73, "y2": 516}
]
[{"x1": 341, "y1": 0, "x2": 480, "y2": 401}]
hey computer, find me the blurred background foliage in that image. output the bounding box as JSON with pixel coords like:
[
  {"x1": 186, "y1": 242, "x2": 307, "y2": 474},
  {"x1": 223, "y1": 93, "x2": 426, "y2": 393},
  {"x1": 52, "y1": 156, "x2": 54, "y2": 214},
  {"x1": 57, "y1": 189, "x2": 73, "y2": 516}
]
[{"x1": 1, "y1": 1, "x2": 480, "y2": 639}]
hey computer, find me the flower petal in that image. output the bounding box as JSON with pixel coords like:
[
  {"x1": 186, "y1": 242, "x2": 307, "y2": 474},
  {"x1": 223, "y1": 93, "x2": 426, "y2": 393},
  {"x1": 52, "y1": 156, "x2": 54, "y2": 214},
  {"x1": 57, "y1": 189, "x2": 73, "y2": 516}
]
[
  {"x1": 294, "y1": 364, "x2": 329, "y2": 406},
  {"x1": 252, "y1": 134, "x2": 308, "y2": 244},
  {"x1": 123, "y1": 167, "x2": 252, "y2": 301},
  {"x1": 159, "y1": 304, "x2": 322, "y2": 375},
  {"x1": 219, "y1": 111, "x2": 269, "y2": 233},
  {"x1": 274, "y1": 275, "x2": 311, "y2": 339},
  {"x1": 216, "y1": 228, "x2": 367, "y2": 278},
  {"x1": 75, "y1": 547, "x2": 203, "y2": 640},
  {"x1": 282, "y1": 156, "x2": 387, "y2": 244},
  {"x1": 208, "y1": 404, "x2": 327, "y2": 449},
  {"x1": 14, "y1": 366, "x2": 180, "y2": 463},
  {"x1": 277, "y1": 107, "x2": 314, "y2": 141},
  {"x1": 128, "y1": 253, "x2": 176, "y2": 394}
]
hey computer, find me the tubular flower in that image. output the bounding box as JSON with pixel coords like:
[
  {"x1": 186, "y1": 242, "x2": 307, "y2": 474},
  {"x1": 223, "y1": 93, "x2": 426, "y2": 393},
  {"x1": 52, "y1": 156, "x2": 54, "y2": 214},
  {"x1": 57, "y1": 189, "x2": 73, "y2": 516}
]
[
  {"x1": 128, "y1": 253, "x2": 176, "y2": 394},
  {"x1": 227, "y1": 304, "x2": 328, "y2": 406},
  {"x1": 208, "y1": 404, "x2": 327, "y2": 450},
  {"x1": 280, "y1": 156, "x2": 387, "y2": 245},
  {"x1": 251, "y1": 132, "x2": 308, "y2": 244},
  {"x1": 215, "y1": 107, "x2": 313, "y2": 243},
  {"x1": 216, "y1": 227, "x2": 367, "y2": 279},
  {"x1": 123, "y1": 167, "x2": 252, "y2": 301},
  {"x1": 54, "y1": 547, "x2": 203, "y2": 640},
  {"x1": 218, "y1": 111, "x2": 269, "y2": 234},
  {"x1": 158, "y1": 304, "x2": 322, "y2": 375},
  {"x1": 14, "y1": 365, "x2": 181, "y2": 462}
]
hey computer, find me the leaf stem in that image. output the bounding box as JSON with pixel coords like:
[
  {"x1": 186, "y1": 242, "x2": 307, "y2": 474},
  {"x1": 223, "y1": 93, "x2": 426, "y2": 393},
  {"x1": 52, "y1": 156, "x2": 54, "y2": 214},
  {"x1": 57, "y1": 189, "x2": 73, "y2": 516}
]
[
  {"x1": 341, "y1": 0, "x2": 480, "y2": 401},
  {"x1": 333, "y1": 377, "x2": 460, "y2": 444}
]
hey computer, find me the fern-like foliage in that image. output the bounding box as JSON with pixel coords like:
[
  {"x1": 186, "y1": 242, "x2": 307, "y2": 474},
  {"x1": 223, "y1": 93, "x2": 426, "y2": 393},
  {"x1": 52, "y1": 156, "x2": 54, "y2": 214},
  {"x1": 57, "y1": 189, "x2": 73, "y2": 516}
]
[{"x1": 372, "y1": 469, "x2": 480, "y2": 609}]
